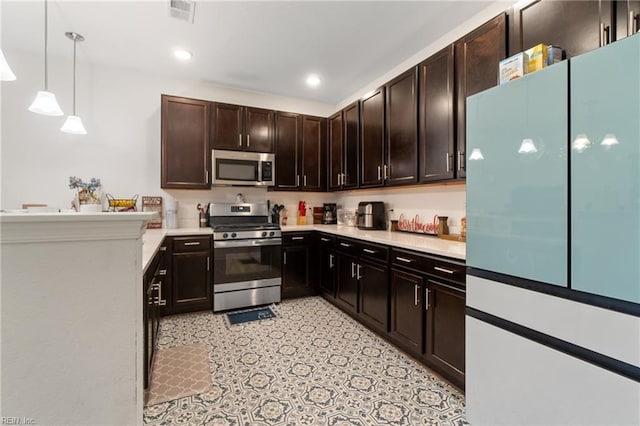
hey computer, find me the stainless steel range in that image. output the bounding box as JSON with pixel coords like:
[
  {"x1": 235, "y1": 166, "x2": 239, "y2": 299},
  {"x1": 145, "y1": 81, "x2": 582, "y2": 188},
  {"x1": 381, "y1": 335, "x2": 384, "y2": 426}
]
[{"x1": 209, "y1": 203, "x2": 281, "y2": 312}]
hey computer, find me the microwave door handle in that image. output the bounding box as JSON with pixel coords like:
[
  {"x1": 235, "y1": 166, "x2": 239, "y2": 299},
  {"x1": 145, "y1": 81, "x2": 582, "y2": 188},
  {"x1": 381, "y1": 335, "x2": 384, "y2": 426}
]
[{"x1": 257, "y1": 160, "x2": 262, "y2": 183}]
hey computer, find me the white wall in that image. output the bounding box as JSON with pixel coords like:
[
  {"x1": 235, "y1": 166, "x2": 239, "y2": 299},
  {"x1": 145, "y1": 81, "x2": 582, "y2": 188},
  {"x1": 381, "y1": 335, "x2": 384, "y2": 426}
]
[{"x1": 0, "y1": 49, "x2": 335, "y2": 212}]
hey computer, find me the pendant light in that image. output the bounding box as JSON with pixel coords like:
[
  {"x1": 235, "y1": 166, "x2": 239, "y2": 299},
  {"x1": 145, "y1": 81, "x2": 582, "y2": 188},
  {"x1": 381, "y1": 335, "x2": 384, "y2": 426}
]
[
  {"x1": 60, "y1": 32, "x2": 86, "y2": 134},
  {"x1": 0, "y1": 49, "x2": 16, "y2": 81},
  {"x1": 29, "y1": 0, "x2": 63, "y2": 116}
]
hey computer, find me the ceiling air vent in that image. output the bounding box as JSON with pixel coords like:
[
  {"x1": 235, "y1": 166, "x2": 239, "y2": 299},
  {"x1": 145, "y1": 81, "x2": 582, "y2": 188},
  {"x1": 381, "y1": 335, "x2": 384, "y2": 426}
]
[{"x1": 167, "y1": 0, "x2": 196, "y2": 23}]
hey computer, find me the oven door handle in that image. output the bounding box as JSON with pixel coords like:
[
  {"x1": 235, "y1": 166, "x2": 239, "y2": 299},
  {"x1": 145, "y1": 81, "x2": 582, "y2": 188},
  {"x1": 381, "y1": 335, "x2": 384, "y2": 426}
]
[{"x1": 214, "y1": 238, "x2": 282, "y2": 248}]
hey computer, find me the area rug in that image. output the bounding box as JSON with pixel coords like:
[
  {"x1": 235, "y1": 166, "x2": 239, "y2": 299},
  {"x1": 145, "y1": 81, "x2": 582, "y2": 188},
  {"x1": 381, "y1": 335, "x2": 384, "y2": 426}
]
[
  {"x1": 145, "y1": 342, "x2": 213, "y2": 406},
  {"x1": 227, "y1": 306, "x2": 276, "y2": 325}
]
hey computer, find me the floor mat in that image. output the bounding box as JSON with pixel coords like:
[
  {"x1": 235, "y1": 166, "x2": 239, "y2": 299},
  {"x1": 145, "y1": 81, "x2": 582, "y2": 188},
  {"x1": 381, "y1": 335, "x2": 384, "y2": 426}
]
[
  {"x1": 145, "y1": 342, "x2": 213, "y2": 406},
  {"x1": 227, "y1": 306, "x2": 276, "y2": 325}
]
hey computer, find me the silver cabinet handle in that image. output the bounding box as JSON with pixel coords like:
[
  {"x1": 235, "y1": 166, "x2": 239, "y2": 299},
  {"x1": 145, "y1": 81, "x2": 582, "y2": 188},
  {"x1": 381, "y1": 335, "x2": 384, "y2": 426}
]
[
  {"x1": 446, "y1": 153, "x2": 451, "y2": 173},
  {"x1": 304, "y1": 175, "x2": 307, "y2": 187},
  {"x1": 284, "y1": 251, "x2": 287, "y2": 265},
  {"x1": 396, "y1": 256, "x2": 413, "y2": 263},
  {"x1": 340, "y1": 242, "x2": 352, "y2": 248},
  {"x1": 425, "y1": 289, "x2": 430, "y2": 311},
  {"x1": 600, "y1": 23, "x2": 610, "y2": 47},
  {"x1": 377, "y1": 165, "x2": 382, "y2": 181},
  {"x1": 247, "y1": 134, "x2": 250, "y2": 147},
  {"x1": 363, "y1": 248, "x2": 376, "y2": 254},
  {"x1": 321, "y1": 237, "x2": 331, "y2": 242},
  {"x1": 291, "y1": 236, "x2": 305, "y2": 241},
  {"x1": 207, "y1": 256, "x2": 210, "y2": 271},
  {"x1": 414, "y1": 284, "x2": 421, "y2": 306},
  {"x1": 630, "y1": 10, "x2": 638, "y2": 35},
  {"x1": 337, "y1": 173, "x2": 341, "y2": 186},
  {"x1": 205, "y1": 170, "x2": 209, "y2": 184},
  {"x1": 296, "y1": 175, "x2": 300, "y2": 187},
  {"x1": 184, "y1": 241, "x2": 201, "y2": 246},
  {"x1": 351, "y1": 262, "x2": 356, "y2": 278},
  {"x1": 158, "y1": 269, "x2": 167, "y2": 276},
  {"x1": 159, "y1": 246, "x2": 167, "y2": 252},
  {"x1": 357, "y1": 264, "x2": 362, "y2": 280},
  {"x1": 434, "y1": 266, "x2": 455, "y2": 274},
  {"x1": 152, "y1": 282, "x2": 167, "y2": 306},
  {"x1": 458, "y1": 151, "x2": 465, "y2": 171},
  {"x1": 383, "y1": 164, "x2": 389, "y2": 180},
  {"x1": 238, "y1": 134, "x2": 242, "y2": 146},
  {"x1": 329, "y1": 254, "x2": 334, "y2": 269}
]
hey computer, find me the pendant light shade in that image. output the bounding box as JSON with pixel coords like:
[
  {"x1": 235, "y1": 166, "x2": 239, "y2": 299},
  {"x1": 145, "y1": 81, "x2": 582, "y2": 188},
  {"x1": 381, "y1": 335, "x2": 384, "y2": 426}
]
[
  {"x1": 29, "y1": 0, "x2": 63, "y2": 116},
  {"x1": 0, "y1": 49, "x2": 16, "y2": 81},
  {"x1": 61, "y1": 32, "x2": 86, "y2": 135}
]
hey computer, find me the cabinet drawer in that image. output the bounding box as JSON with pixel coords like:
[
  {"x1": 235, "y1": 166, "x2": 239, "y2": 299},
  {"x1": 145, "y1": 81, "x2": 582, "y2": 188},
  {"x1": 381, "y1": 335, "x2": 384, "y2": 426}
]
[
  {"x1": 172, "y1": 236, "x2": 211, "y2": 252},
  {"x1": 392, "y1": 248, "x2": 466, "y2": 285},
  {"x1": 336, "y1": 237, "x2": 359, "y2": 255},
  {"x1": 283, "y1": 232, "x2": 312, "y2": 245},
  {"x1": 358, "y1": 241, "x2": 388, "y2": 263},
  {"x1": 317, "y1": 233, "x2": 335, "y2": 248},
  {"x1": 391, "y1": 248, "x2": 432, "y2": 271},
  {"x1": 428, "y1": 258, "x2": 466, "y2": 285}
]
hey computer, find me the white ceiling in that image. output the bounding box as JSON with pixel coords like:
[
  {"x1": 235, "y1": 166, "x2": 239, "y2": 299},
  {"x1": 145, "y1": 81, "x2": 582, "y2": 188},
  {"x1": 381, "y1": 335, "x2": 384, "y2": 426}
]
[{"x1": 2, "y1": 1, "x2": 493, "y2": 105}]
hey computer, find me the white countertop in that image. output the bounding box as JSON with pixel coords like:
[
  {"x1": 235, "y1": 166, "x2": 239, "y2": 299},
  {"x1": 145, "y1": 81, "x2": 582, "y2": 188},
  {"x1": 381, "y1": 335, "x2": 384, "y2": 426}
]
[
  {"x1": 142, "y1": 227, "x2": 213, "y2": 272},
  {"x1": 281, "y1": 224, "x2": 466, "y2": 260}
]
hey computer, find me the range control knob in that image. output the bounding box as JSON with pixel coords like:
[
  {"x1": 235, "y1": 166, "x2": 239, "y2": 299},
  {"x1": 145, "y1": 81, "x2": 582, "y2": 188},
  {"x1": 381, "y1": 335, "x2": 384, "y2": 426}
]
[
  {"x1": 231, "y1": 232, "x2": 237, "y2": 238},
  {"x1": 269, "y1": 231, "x2": 275, "y2": 237},
  {"x1": 262, "y1": 231, "x2": 267, "y2": 237},
  {"x1": 222, "y1": 233, "x2": 228, "y2": 239}
]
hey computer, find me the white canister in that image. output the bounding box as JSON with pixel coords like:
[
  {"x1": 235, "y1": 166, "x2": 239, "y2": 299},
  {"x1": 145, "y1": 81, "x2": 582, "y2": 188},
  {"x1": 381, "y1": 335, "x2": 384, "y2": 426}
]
[{"x1": 165, "y1": 199, "x2": 178, "y2": 229}]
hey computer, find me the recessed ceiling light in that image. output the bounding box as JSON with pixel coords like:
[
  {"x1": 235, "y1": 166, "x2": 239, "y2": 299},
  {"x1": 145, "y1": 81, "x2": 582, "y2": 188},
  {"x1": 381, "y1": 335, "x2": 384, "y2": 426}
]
[
  {"x1": 306, "y1": 74, "x2": 321, "y2": 87},
  {"x1": 174, "y1": 49, "x2": 192, "y2": 61}
]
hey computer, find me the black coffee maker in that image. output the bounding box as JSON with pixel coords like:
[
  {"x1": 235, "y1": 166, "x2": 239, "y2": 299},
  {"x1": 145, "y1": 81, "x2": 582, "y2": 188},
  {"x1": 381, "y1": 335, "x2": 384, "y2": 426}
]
[{"x1": 322, "y1": 203, "x2": 337, "y2": 224}]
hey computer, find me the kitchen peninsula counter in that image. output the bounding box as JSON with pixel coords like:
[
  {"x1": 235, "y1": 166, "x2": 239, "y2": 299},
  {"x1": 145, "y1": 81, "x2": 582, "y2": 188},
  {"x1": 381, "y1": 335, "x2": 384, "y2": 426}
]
[{"x1": 281, "y1": 224, "x2": 466, "y2": 260}]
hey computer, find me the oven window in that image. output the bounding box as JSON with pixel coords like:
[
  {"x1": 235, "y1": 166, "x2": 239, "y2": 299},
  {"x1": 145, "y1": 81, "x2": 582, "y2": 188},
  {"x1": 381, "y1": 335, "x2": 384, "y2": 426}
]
[
  {"x1": 214, "y1": 244, "x2": 281, "y2": 284},
  {"x1": 216, "y1": 159, "x2": 258, "y2": 181}
]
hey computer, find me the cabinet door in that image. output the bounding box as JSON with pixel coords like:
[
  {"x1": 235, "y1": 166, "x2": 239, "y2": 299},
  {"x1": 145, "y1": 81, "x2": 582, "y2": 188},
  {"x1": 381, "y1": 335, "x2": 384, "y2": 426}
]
[
  {"x1": 275, "y1": 112, "x2": 301, "y2": 189},
  {"x1": 616, "y1": 0, "x2": 640, "y2": 40},
  {"x1": 570, "y1": 34, "x2": 640, "y2": 303},
  {"x1": 510, "y1": 0, "x2": 614, "y2": 57},
  {"x1": 360, "y1": 88, "x2": 385, "y2": 188},
  {"x1": 301, "y1": 116, "x2": 326, "y2": 191},
  {"x1": 282, "y1": 245, "x2": 312, "y2": 298},
  {"x1": 466, "y1": 61, "x2": 568, "y2": 287},
  {"x1": 319, "y1": 245, "x2": 336, "y2": 297},
  {"x1": 172, "y1": 251, "x2": 212, "y2": 313},
  {"x1": 212, "y1": 103, "x2": 244, "y2": 151},
  {"x1": 419, "y1": 45, "x2": 455, "y2": 182},
  {"x1": 455, "y1": 13, "x2": 507, "y2": 179},
  {"x1": 161, "y1": 95, "x2": 210, "y2": 189},
  {"x1": 385, "y1": 68, "x2": 418, "y2": 186},
  {"x1": 358, "y1": 260, "x2": 389, "y2": 333},
  {"x1": 424, "y1": 280, "x2": 465, "y2": 388},
  {"x1": 389, "y1": 268, "x2": 423, "y2": 354},
  {"x1": 328, "y1": 111, "x2": 343, "y2": 191},
  {"x1": 245, "y1": 107, "x2": 274, "y2": 153},
  {"x1": 336, "y1": 252, "x2": 359, "y2": 313},
  {"x1": 343, "y1": 102, "x2": 360, "y2": 189}
]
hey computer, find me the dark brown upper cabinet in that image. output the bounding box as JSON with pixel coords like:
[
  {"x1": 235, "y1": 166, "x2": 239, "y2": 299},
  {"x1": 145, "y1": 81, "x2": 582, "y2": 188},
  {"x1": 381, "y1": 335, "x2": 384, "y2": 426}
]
[
  {"x1": 509, "y1": 0, "x2": 614, "y2": 58},
  {"x1": 359, "y1": 88, "x2": 385, "y2": 188},
  {"x1": 329, "y1": 102, "x2": 360, "y2": 191},
  {"x1": 212, "y1": 103, "x2": 275, "y2": 153},
  {"x1": 275, "y1": 112, "x2": 325, "y2": 191},
  {"x1": 454, "y1": 13, "x2": 507, "y2": 179},
  {"x1": 385, "y1": 67, "x2": 418, "y2": 186},
  {"x1": 419, "y1": 45, "x2": 455, "y2": 183},
  {"x1": 328, "y1": 111, "x2": 343, "y2": 191},
  {"x1": 161, "y1": 95, "x2": 211, "y2": 189},
  {"x1": 275, "y1": 112, "x2": 301, "y2": 190},
  {"x1": 301, "y1": 115, "x2": 326, "y2": 191},
  {"x1": 616, "y1": 0, "x2": 640, "y2": 41}
]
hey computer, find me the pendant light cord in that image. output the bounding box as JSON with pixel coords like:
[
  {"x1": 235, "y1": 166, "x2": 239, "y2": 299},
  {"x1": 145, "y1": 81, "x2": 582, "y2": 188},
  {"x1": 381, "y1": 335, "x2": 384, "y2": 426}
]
[
  {"x1": 44, "y1": 0, "x2": 48, "y2": 90},
  {"x1": 72, "y1": 38, "x2": 76, "y2": 115}
]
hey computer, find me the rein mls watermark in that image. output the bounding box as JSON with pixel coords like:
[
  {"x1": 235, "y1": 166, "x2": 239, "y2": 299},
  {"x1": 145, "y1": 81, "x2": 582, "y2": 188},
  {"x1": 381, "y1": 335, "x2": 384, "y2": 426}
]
[{"x1": 1, "y1": 418, "x2": 35, "y2": 425}]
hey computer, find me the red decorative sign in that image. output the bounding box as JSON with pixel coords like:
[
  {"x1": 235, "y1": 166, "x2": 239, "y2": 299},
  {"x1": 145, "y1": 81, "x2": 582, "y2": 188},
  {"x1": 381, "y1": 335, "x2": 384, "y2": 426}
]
[{"x1": 397, "y1": 213, "x2": 438, "y2": 235}]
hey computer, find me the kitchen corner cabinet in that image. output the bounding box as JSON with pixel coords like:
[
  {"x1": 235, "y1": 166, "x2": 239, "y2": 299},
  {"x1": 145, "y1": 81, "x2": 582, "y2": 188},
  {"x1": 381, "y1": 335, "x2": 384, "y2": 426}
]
[
  {"x1": 282, "y1": 232, "x2": 315, "y2": 299},
  {"x1": 275, "y1": 113, "x2": 326, "y2": 191},
  {"x1": 143, "y1": 243, "x2": 167, "y2": 389},
  {"x1": 385, "y1": 67, "x2": 418, "y2": 186},
  {"x1": 317, "y1": 233, "x2": 337, "y2": 298},
  {"x1": 509, "y1": 0, "x2": 614, "y2": 58},
  {"x1": 454, "y1": 13, "x2": 507, "y2": 179},
  {"x1": 161, "y1": 236, "x2": 212, "y2": 315},
  {"x1": 419, "y1": 45, "x2": 455, "y2": 182},
  {"x1": 161, "y1": 95, "x2": 211, "y2": 189},
  {"x1": 359, "y1": 88, "x2": 386, "y2": 188},
  {"x1": 330, "y1": 102, "x2": 360, "y2": 191},
  {"x1": 212, "y1": 103, "x2": 275, "y2": 153}
]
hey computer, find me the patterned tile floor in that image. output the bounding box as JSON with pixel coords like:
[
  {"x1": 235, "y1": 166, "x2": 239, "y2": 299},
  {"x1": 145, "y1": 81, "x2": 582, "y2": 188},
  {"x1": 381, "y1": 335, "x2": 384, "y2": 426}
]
[{"x1": 144, "y1": 297, "x2": 467, "y2": 425}]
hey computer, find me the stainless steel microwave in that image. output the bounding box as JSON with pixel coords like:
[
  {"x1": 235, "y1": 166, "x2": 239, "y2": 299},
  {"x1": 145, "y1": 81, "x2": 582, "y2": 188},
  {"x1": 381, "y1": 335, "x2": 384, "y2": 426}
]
[{"x1": 211, "y1": 149, "x2": 275, "y2": 186}]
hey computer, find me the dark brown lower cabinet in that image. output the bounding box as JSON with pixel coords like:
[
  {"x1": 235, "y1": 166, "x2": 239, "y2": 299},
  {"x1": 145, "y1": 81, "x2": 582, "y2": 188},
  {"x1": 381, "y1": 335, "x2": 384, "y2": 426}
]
[
  {"x1": 389, "y1": 268, "x2": 424, "y2": 354},
  {"x1": 282, "y1": 232, "x2": 315, "y2": 299},
  {"x1": 424, "y1": 280, "x2": 466, "y2": 388},
  {"x1": 317, "y1": 234, "x2": 336, "y2": 297},
  {"x1": 335, "y1": 252, "x2": 358, "y2": 313},
  {"x1": 358, "y1": 260, "x2": 389, "y2": 333},
  {"x1": 144, "y1": 243, "x2": 167, "y2": 389}
]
